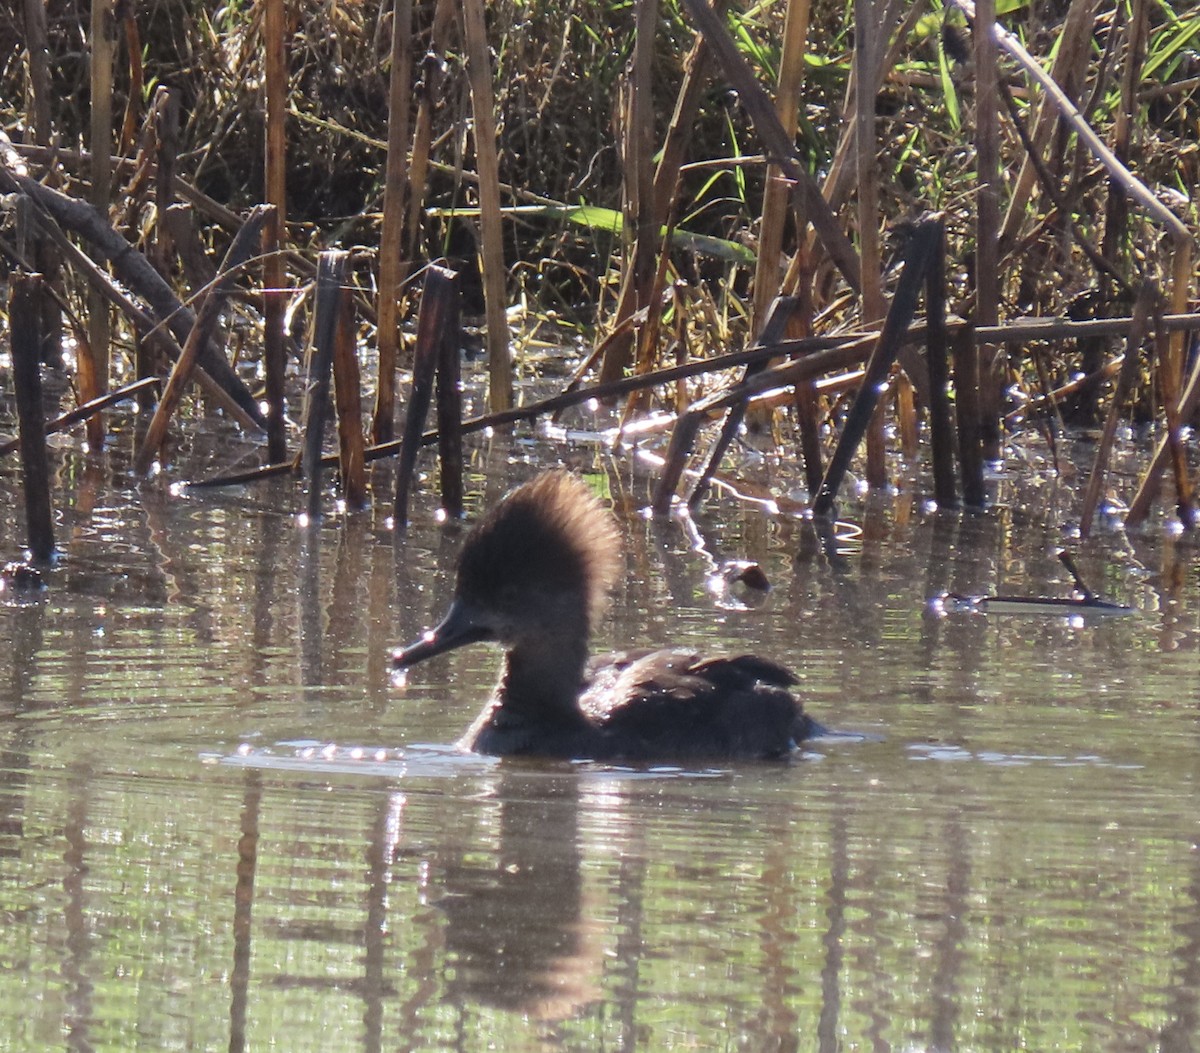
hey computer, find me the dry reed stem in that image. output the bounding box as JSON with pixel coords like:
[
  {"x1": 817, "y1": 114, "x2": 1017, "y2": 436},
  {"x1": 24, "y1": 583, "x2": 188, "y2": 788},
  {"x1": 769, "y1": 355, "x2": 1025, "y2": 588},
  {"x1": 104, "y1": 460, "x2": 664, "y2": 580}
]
[
  {"x1": 302, "y1": 251, "x2": 348, "y2": 519},
  {"x1": 973, "y1": 0, "x2": 1003, "y2": 459},
  {"x1": 333, "y1": 280, "x2": 368, "y2": 511},
  {"x1": 751, "y1": 0, "x2": 811, "y2": 332},
  {"x1": 998, "y1": 0, "x2": 1100, "y2": 248},
  {"x1": 10, "y1": 274, "x2": 55, "y2": 561},
  {"x1": 856, "y1": 0, "x2": 888, "y2": 488},
  {"x1": 394, "y1": 265, "x2": 459, "y2": 524},
  {"x1": 1078, "y1": 280, "x2": 1155, "y2": 538},
  {"x1": 678, "y1": 0, "x2": 861, "y2": 291},
  {"x1": 373, "y1": 0, "x2": 414, "y2": 446},
  {"x1": 89, "y1": 0, "x2": 116, "y2": 391},
  {"x1": 135, "y1": 205, "x2": 273, "y2": 476},
  {"x1": 262, "y1": 0, "x2": 289, "y2": 463},
  {"x1": 461, "y1": 0, "x2": 513, "y2": 412},
  {"x1": 599, "y1": 0, "x2": 727, "y2": 385}
]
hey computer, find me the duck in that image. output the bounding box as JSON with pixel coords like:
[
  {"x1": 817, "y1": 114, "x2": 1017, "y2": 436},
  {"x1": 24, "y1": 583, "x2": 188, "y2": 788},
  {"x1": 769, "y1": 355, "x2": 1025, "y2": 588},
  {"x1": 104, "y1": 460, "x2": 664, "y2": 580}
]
[{"x1": 392, "y1": 471, "x2": 821, "y2": 761}]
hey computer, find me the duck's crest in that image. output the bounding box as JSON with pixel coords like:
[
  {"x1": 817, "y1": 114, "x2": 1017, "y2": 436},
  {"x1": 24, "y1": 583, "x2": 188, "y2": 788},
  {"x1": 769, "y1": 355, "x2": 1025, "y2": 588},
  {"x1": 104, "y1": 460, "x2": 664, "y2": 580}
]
[{"x1": 457, "y1": 471, "x2": 622, "y2": 627}]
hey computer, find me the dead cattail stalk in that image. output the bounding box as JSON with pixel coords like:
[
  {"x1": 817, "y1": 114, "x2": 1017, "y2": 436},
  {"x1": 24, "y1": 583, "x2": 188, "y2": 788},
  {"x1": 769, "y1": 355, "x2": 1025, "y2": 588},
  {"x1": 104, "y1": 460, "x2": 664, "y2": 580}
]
[
  {"x1": 262, "y1": 0, "x2": 289, "y2": 462},
  {"x1": 10, "y1": 274, "x2": 56, "y2": 562},
  {"x1": 973, "y1": 0, "x2": 1003, "y2": 460},
  {"x1": 434, "y1": 270, "x2": 464, "y2": 519},
  {"x1": 373, "y1": 0, "x2": 415, "y2": 445},
  {"x1": 953, "y1": 325, "x2": 986, "y2": 507},
  {"x1": 89, "y1": 0, "x2": 117, "y2": 393},
  {"x1": 1079, "y1": 280, "x2": 1155, "y2": 537},
  {"x1": 599, "y1": 0, "x2": 729, "y2": 385},
  {"x1": 22, "y1": 0, "x2": 53, "y2": 142},
  {"x1": 461, "y1": 0, "x2": 512, "y2": 412},
  {"x1": 302, "y1": 251, "x2": 348, "y2": 520},
  {"x1": 813, "y1": 219, "x2": 940, "y2": 516},
  {"x1": 856, "y1": 0, "x2": 888, "y2": 488},
  {"x1": 395, "y1": 265, "x2": 460, "y2": 524},
  {"x1": 923, "y1": 217, "x2": 957, "y2": 508},
  {"x1": 134, "y1": 205, "x2": 273, "y2": 475},
  {"x1": 688, "y1": 297, "x2": 799, "y2": 507},
  {"x1": 752, "y1": 0, "x2": 811, "y2": 330},
  {"x1": 333, "y1": 277, "x2": 368, "y2": 511},
  {"x1": 677, "y1": 0, "x2": 860, "y2": 291},
  {"x1": 1154, "y1": 318, "x2": 1195, "y2": 531}
]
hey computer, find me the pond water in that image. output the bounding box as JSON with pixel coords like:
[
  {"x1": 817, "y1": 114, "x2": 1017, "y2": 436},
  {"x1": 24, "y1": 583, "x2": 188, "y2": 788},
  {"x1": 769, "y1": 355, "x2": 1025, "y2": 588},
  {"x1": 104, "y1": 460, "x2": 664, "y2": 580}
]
[{"x1": 1, "y1": 404, "x2": 1199, "y2": 1052}]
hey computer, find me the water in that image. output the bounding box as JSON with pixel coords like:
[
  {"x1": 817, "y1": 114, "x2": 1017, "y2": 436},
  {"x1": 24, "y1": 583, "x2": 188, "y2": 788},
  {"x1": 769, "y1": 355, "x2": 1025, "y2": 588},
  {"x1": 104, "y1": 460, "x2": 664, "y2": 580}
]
[{"x1": 1, "y1": 416, "x2": 1199, "y2": 1051}]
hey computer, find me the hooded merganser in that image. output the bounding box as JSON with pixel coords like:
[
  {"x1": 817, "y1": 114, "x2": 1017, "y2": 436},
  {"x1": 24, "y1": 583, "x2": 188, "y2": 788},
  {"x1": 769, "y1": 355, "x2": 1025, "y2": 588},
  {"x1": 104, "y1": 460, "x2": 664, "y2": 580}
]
[{"x1": 392, "y1": 471, "x2": 820, "y2": 760}]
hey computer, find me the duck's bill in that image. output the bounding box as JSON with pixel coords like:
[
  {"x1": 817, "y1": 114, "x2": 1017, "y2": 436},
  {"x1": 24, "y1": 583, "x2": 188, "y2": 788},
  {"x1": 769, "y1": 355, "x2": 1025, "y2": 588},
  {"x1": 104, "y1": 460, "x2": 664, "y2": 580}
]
[{"x1": 391, "y1": 599, "x2": 492, "y2": 668}]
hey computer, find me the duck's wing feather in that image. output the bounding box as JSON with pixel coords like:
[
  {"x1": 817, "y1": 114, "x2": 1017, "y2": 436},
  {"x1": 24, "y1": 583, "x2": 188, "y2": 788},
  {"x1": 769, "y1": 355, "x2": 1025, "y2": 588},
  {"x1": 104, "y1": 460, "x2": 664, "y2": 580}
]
[{"x1": 581, "y1": 649, "x2": 809, "y2": 761}]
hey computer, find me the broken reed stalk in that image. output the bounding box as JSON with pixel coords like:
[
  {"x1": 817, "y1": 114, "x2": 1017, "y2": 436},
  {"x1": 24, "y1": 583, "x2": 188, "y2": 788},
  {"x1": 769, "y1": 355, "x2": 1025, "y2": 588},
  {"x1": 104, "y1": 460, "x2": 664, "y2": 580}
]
[
  {"x1": 0, "y1": 378, "x2": 160, "y2": 458},
  {"x1": 151, "y1": 86, "x2": 181, "y2": 277},
  {"x1": 332, "y1": 275, "x2": 368, "y2": 511},
  {"x1": 1078, "y1": 280, "x2": 1156, "y2": 538},
  {"x1": 1154, "y1": 319, "x2": 1195, "y2": 530},
  {"x1": 460, "y1": 0, "x2": 512, "y2": 413},
  {"x1": 407, "y1": 0, "x2": 456, "y2": 262},
  {"x1": 677, "y1": 0, "x2": 860, "y2": 292},
  {"x1": 434, "y1": 269, "x2": 465, "y2": 519},
  {"x1": 751, "y1": 0, "x2": 810, "y2": 331},
  {"x1": 599, "y1": 0, "x2": 729, "y2": 385},
  {"x1": 303, "y1": 250, "x2": 348, "y2": 520},
  {"x1": 953, "y1": 324, "x2": 986, "y2": 507},
  {"x1": 955, "y1": 0, "x2": 1194, "y2": 382},
  {"x1": 0, "y1": 159, "x2": 265, "y2": 425},
  {"x1": 134, "y1": 205, "x2": 273, "y2": 476},
  {"x1": 394, "y1": 265, "x2": 459, "y2": 525},
  {"x1": 998, "y1": 0, "x2": 1100, "y2": 249},
  {"x1": 22, "y1": 0, "x2": 53, "y2": 141},
  {"x1": 262, "y1": 0, "x2": 289, "y2": 463},
  {"x1": 22, "y1": 195, "x2": 261, "y2": 434},
  {"x1": 373, "y1": 0, "x2": 415, "y2": 446},
  {"x1": 10, "y1": 274, "x2": 56, "y2": 562},
  {"x1": 603, "y1": 0, "x2": 660, "y2": 393},
  {"x1": 923, "y1": 217, "x2": 957, "y2": 508},
  {"x1": 688, "y1": 296, "x2": 798, "y2": 508},
  {"x1": 812, "y1": 218, "x2": 941, "y2": 517},
  {"x1": 855, "y1": 0, "x2": 887, "y2": 488},
  {"x1": 973, "y1": 0, "x2": 1003, "y2": 460},
  {"x1": 1126, "y1": 348, "x2": 1200, "y2": 528},
  {"x1": 89, "y1": 0, "x2": 116, "y2": 393}
]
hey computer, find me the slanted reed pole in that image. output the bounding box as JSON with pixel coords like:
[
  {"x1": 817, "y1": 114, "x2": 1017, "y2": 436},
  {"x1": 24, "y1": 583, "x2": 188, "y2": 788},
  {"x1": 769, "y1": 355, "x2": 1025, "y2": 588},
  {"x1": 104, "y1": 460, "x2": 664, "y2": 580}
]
[
  {"x1": 460, "y1": 0, "x2": 512, "y2": 412},
  {"x1": 10, "y1": 274, "x2": 56, "y2": 562},
  {"x1": 373, "y1": 0, "x2": 414, "y2": 445},
  {"x1": 262, "y1": 0, "x2": 289, "y2": 462},
  {"x1": 134, "y1": 206, "x2": 273, "y2": 475},
  {"x1": 89, "y1": 0, "x2": 116, "y2": 398},
  {"x1": 973, "y1": 0, "x2": 1002, "y2": 460},
  {"x1": 812, "y1": 220, "x2": 940, "y2": 517}
]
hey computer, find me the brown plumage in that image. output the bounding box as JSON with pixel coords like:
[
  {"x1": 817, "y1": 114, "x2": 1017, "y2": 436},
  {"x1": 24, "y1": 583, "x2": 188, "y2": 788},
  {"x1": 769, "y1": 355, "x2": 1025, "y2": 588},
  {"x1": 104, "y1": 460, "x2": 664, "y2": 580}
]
[{"x1": 392, "y1": 471, "x2": 820, "y2": 761}]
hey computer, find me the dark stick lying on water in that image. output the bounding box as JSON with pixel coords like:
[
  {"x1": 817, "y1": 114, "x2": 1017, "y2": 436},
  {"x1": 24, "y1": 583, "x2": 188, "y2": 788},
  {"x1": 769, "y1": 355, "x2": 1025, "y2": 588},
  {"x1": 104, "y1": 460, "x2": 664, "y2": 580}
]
[
  {"x1": 935, "y1": 551, "x2": 1133, "y2": 615},
  {"x1": 0, "y1": 376, "x2": 161, "y2": 458}
]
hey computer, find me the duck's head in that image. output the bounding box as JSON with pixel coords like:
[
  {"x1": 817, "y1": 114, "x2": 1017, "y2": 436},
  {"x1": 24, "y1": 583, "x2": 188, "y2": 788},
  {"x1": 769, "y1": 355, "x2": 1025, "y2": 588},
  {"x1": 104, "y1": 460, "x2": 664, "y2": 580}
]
[{"x1": 392, "y1": 471, "x2": 622, "y2": 669}]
